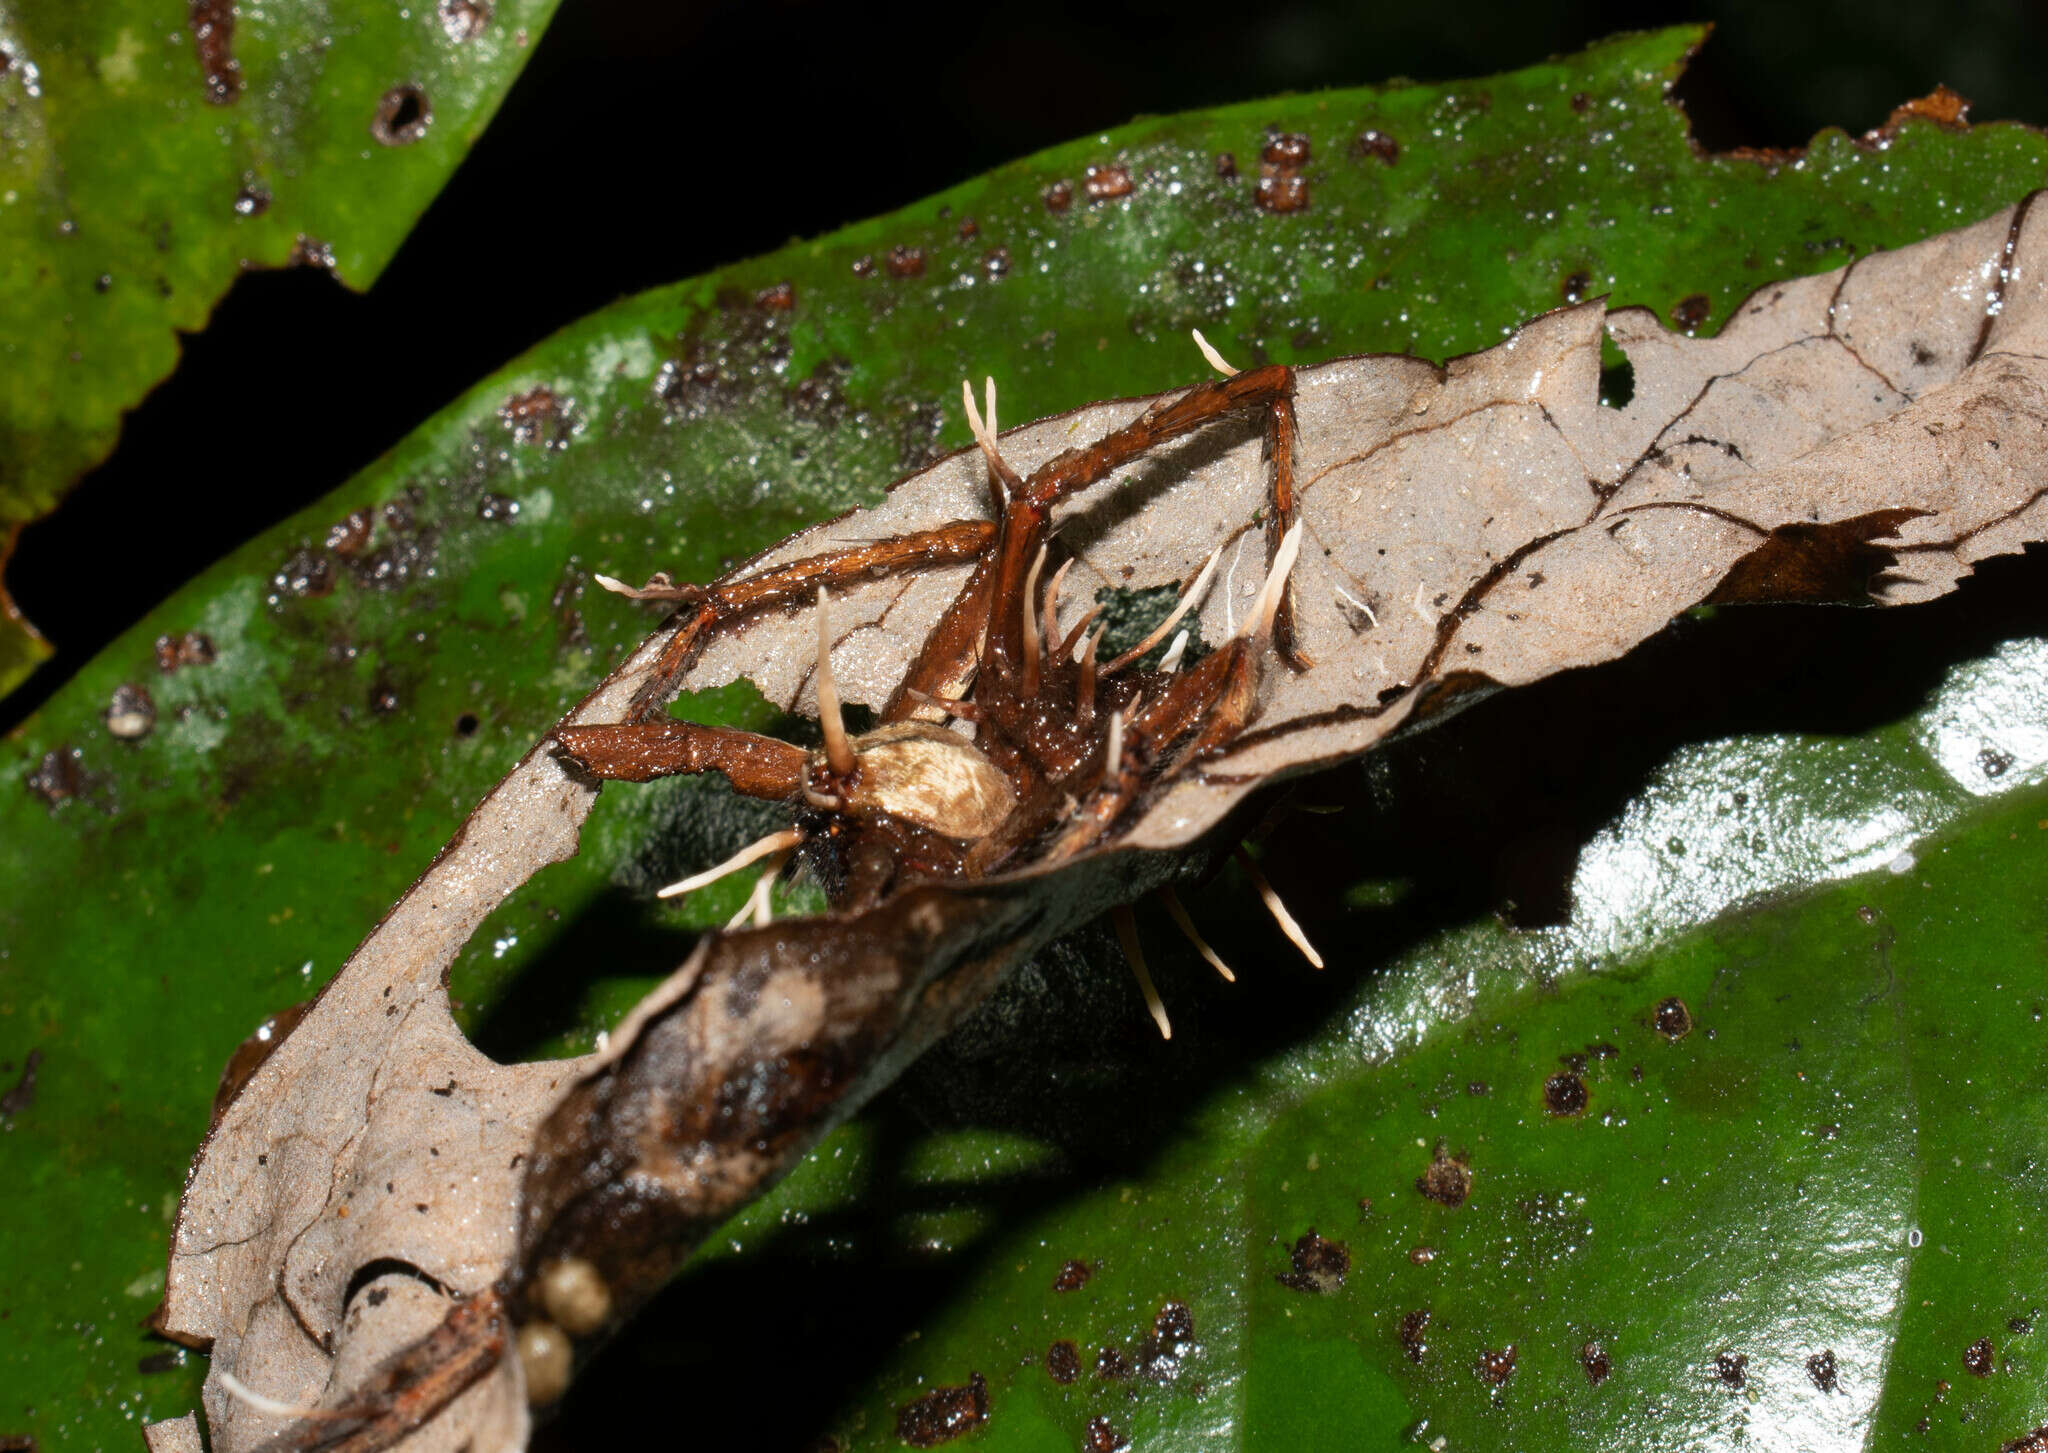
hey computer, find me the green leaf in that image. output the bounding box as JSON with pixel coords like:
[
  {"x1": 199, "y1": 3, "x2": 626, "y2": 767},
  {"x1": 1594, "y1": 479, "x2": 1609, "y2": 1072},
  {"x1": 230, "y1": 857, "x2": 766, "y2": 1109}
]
[
  {"x1": 0, "y1": 0, "x2": 562, "y2": 693},
  {"x1": 3, "y1": 26, "x2": 2047, "y2": 1448}
]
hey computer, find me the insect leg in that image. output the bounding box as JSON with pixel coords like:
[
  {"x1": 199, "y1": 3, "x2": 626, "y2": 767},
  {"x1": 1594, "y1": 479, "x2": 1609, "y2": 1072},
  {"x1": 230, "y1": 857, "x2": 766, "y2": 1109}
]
[
  {"x1": 553, "y1": 720, "x2": 809, "y2": 796},
  {"x1": 624, "y1": 519, "x2": 999, "y2": 719}
]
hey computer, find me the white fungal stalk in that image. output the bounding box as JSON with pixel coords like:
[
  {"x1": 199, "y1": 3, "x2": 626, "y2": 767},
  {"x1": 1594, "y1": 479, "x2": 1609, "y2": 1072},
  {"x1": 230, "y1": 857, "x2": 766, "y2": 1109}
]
[
  {"x1": 1192, "y1": 327, "x2": 1240, "y2": 378},
  {"x1": 1235, "y1": 845, "x2": 1324, "y2": 969},
  {"x1": 1113, "y1": 906, "x2": 1171, "y2": 1040},
  {"x1": 814, "y1": 586, "x2": 857, "y2": 777},
  {"x1": 657, "y1": 828, "x2": 806, "y2": 900},
  {"x1": 1105, "y1": 546, "x2": 1223, "y2": 675}
]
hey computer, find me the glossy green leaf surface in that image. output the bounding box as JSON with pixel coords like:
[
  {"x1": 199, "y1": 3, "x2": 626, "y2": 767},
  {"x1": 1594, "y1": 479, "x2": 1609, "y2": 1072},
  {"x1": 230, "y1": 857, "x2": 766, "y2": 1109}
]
[
  {"x1": 3, "y1": 26, "x2": 2047, "y2": 1449},
  {"x1": 0, "y1": 0, "x2": 561, "y2": 691}
]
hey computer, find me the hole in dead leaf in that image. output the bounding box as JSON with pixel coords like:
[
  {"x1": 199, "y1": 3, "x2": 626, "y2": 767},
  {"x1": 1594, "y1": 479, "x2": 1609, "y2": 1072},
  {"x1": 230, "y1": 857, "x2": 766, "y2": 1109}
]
[
  {"x1": 344, "y1": 1257, "x2": 449, "y2": 1310},
  {"x1": 1598, "y1": 337, "x2": 1634, "y2": 408}
]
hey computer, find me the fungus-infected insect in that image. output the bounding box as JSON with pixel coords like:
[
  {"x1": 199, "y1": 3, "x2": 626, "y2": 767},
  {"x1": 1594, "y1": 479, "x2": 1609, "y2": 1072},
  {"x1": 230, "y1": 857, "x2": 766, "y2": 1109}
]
[{"x1": 553, "y1": 334, "x2": 1320, "y2": 1012}]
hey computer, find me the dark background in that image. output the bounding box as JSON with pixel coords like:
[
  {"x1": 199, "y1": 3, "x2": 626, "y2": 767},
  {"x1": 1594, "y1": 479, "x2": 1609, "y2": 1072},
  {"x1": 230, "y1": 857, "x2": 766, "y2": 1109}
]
[{"x1": 7, "y1": 0, "x2": 2048, "y2": 731}]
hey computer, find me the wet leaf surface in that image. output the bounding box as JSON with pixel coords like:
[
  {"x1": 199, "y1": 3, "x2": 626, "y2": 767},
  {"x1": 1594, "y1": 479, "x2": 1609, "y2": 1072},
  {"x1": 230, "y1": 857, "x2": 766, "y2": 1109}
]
[
  {"x1": 0, "y1": 0, "x2": 562, "y2": 692},
  {"x1": 3, "y1": 26, "x2": 2047, "y2": 1449}
]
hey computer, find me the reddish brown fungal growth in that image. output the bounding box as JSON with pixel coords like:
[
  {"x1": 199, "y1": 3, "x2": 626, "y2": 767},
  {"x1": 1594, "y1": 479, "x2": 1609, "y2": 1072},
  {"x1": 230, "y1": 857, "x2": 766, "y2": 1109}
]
[
  {"x1": 1085, "y1": 1416, "x2": 1130, "y2": 1452},
  {"x1": 756, "y1": 282, "x2": 796, "y2": 311},
  {"x1": 1397, "y1": 1309, "x2": 1432, "y2": 1363},
  {"x1": 1883, "y1": 84, "x2": 1971, "y2": 131},
  {"x1": 189, "y1": 0, "x2": 241, "y2": 104},
  {"x1": 1582, "y1": 1339, "x2": 1612, "y2": 1386},
  {"x1": 498, "y1": 386, "x2": 572, "y2": 450},
  {"x1": 1256, "y1": 133, "x2": 1312, "y2": 212},
  {"x1": 1044, "y1": 180, "x2": 1074, "y2": 211},
  {"x1": 1544, "y1": 1071, "x2": 1588, "y2": 1116},
  {"x1": 154, "y1": 631, "x2": 216, "y2": 672},
  {"x1": 1965, "y1": 1336, "x2": 1997, "y2": 1377},
  {"x1": 1671, "y1": 294, "x2": 1712, "y2": 333},
  {"x1": 1655, "y1": 996, "x2": 1694, "y2": 1039},
  {"x1": 1214, "y1": 151, "x2": 1238, "y2": 178},
  {"x1": 1352, "y1": 128, "x2": 1398, "y2": 164},
  {"x1": 24, "y1": 748, "x2": 83, "y2": 807},
  {"x1": 1084, "y1": 164, "x2": 1134, "y2": 202},
  {"x1": 1046, "y1": 1340, "x2": 1080, "y2": 1384},
  {"x1": 886, "y1": 245, "x2": 927, "y2": 279},
  {"x1": 1476, "y1": 1345, "x2": 1517, "y2": 1386},
  {"x1": 1276, "y1": 1229, "x2": 1349, "y2": 1293},
  {"x1": 1415, "y1": 1143, "x2": 1473, "y2": 1207},
  {"x1": 893, "y1": 1373, "x2": 989, "y2": 1447},
  {"x1": 1053, "y1": 1258, "x2": 1093, "y2": 1292}
]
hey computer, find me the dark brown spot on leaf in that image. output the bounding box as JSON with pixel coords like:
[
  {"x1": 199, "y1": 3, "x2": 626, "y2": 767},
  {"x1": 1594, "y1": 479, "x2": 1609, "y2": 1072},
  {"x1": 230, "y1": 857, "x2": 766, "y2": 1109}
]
[
  {"x1": 1352, "y1": 129, "x2": 1398, "y2": 164},
  {"x1": 2001, "y1": 1424, "x2": 2048, "y2": 1453},
  {"x1": 1654, "y1": 996, "x2": 1693, "y2": 1040},
  {"x1": 189, "y1": 0, "x2": 241, "y2": 104},
  {"x1": 1046, "y1": 1340, "x2": 1079, "y2": 1384},
  {"x1": 372, "y1": 84, "x2": 431, "y2": 146},
  {"x1": 756, "y1": 282, "x2": 795, "y2": 311},
  {"x1": 1408, "y1": 1244, "x2": 1436, "y2": 1264},
  {"x1": 1966, "y1": 1336, "x2": 1996, "y2": 1377},
  {"x1": 1397, "y1": 1309, "x2": 1431, "y2": 1363},
  {"x1": 274, "y1": 547, "x2": 335, "y2": 598},
  {"x1": 1715, "y1": 1351, "x2": 1748, "y2": 1389},
  {"x1": 1096, "y1": 1345, "x2": 1130, "y2": 1379},
  {"x1": 1562, "y1": 270, "x2": 1591, "y2": 304},
  {"x1": 1672, "y1": 294, "x2": 1712, "y2": 332},
  {"x1": 1276, "y1": 1228, "x2": 1349, "y2": 1292},
  {"x1": 289, "y1": 235, "x2": 336, "y2": 270},
  {"x1": 893, "y1": 1372, "x2": 987, "y2": 1447},
  {"x1": 886, "y1": 245, "x2": 926, "y2": 279},
  {"x1": 477, "y1": 492, "x2": 519, "y2": 523},
  {"x1": 24, "y1": 749, "x2": 82, "y2": 808},
  {"x1": 1214, "y1": 151, "x2": 1237, "y2": 178},
  {"x1": 981, "y1": 247, "x2": 1009, "y2": 279},
  {"x1": 1807, "y1": 1348, "x2": 1838, "y2": 1391},
  {"x1": 154, "y1": 631, "x2": 215, "y2": 672},
  {"x1": 1044, "y1": 180, "x2": 1073, "y2": 212},
  {"x1": 1136, "y1": 1300, "x2": 1196, "y2": 1382},
  {"x1": 1053, "y1": 1259, "x2": 1092, "y2": 1292},
  {"x1": 1476, "y1": 1345, "x2": 1517, "y2": 1385},
  {"x1": 499, "y1": 387, "x2": 573, "y2": 450},
  {"x1": 1415, "y1": 1144, "x2": 1472, "y2": 1207},
  {"x1": 1084, "y1": 1416, "x2": 1129, "y2": 1453},
  {"x1": 0, "y1": 1048, "x2": 42, "y2": 1122},
  {"x1": 1544, "y1": 1071, "x2": 1588, "y2": 1116},
  {"x1": 1582, "y1": 1339, "x2": 1612, "y2": 1386}
]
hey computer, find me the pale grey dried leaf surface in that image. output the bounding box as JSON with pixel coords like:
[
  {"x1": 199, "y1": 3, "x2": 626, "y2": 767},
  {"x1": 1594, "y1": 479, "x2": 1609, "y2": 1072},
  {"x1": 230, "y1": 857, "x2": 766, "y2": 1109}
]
[
  {"x1": 153, "y1": 193, "x2": 2048, "y2": 1453},
  {"x1": 690, "y1": 194, "x2": 2048, "y2": 854}
]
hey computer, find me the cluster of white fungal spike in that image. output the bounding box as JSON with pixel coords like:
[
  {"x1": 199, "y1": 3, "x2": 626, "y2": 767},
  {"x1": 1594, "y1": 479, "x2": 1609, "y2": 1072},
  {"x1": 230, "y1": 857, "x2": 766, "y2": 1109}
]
[{"x1": 656, "y1": 331, "x2": 1322, "y2": 1037}]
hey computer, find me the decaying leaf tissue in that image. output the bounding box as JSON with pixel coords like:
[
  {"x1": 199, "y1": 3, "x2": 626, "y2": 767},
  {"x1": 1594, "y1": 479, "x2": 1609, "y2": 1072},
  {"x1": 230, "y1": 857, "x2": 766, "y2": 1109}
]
[{"x1": 146, "y1": 192, "x2": 2048, "y2": 1451}]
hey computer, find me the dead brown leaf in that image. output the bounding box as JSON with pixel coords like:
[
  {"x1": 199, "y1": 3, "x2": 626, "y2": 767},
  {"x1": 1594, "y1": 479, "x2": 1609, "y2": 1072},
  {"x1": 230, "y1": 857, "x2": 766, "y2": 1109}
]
[{"x1": 154, "y1": 190, "x2": 2048, "y2": 1450}]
